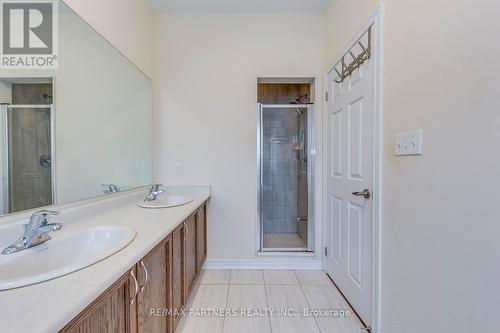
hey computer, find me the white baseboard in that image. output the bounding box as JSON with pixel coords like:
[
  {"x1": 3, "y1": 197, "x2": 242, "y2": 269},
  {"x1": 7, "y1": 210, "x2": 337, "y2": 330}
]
[{"x1": 203, "y1": 258, "x2": 323, "y2": 270}]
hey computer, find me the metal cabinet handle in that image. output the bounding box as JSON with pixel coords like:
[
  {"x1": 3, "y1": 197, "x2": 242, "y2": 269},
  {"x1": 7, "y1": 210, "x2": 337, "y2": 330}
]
[
  {"x1": 139, "y1": 260, "x2": 148, "y2": 292},
  {"x1": 130, "y1": 270, "x2": 138, "y2": 304},
  {"x1": 352, "y1": 189, "x2": 371, "y2": 199}
]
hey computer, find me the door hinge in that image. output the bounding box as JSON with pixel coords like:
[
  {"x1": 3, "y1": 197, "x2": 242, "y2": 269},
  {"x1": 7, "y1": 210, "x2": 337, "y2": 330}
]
[
  {"x1": 324, "y1": 246, "x2": 328, "y2": 256},
  {"x1": 325, "y1": 91, "x2": 329, "y2": 101}
]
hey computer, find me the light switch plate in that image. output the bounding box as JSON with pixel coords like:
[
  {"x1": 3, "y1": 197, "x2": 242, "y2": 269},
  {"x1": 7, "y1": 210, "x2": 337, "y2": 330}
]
[{"x1": 394, "y1": 130, "x2": 422, "y2": 156}]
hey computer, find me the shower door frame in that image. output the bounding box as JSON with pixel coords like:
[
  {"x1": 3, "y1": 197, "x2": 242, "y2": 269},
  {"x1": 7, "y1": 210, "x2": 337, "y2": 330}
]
[{"x1": 257, "y1": 103, "x2": 315, "y2": 253}]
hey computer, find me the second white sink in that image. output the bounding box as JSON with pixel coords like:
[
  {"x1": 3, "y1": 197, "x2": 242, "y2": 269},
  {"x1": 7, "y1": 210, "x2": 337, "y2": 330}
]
[
  {"x1": 138, "y1": 195, "x2": 193, "y2": 209},
  {"x1": 0, "y1": 225, "x2": 136, "y2": 290}
]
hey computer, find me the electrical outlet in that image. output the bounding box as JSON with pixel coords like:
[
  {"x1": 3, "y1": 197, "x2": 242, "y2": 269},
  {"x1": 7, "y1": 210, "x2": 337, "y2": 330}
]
[
  {"x1": 175, "y1": 162, "x2": 182, "y2": 175},
  {"x1": 394, "y1": 130, "x2": 422, "y2": 156}
]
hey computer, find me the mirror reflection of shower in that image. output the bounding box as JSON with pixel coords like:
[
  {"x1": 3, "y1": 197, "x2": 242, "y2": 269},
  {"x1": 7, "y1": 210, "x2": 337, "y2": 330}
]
[{"x1": 0, "y1": 78, "x2": 54, "y2": 214}]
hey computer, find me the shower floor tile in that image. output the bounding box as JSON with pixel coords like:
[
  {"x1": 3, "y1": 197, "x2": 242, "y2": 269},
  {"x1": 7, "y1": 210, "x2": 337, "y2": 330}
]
[{"x1": 263, "y1": 233, "x2": 306, "y2": 248}]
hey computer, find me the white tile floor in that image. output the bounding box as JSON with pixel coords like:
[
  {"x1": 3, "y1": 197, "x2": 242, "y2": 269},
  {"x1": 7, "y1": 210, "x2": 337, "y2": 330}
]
[{"x1": 176, "y1": 270, "x2": 363, "y2": 333}]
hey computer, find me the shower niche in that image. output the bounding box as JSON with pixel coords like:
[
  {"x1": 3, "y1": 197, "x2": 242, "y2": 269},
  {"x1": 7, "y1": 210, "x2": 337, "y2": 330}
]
[{"x1": 257, "y1": 78, "x2": 315, "y2": 252}]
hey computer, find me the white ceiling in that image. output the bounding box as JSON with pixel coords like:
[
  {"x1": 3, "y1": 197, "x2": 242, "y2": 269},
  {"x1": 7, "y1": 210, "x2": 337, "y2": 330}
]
[{"x1": 151, "y1": 0, "x2": 328, "y2": 13}]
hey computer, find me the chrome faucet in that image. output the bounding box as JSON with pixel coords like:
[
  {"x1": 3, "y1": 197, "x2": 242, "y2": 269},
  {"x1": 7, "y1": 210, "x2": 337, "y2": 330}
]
[
  {"x1": 2, "y1": 210, "x2": 62, "y2": 255},
  {"x1": 144, "y1": 184, "x2": 164, "y2": 201},
  {"x1": 101, "y1": 184, "x2": 120, "y2": 194}
]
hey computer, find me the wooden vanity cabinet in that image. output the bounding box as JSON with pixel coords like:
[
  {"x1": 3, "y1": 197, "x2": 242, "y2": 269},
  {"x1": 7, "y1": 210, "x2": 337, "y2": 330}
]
[
  {"x1": 196, "y1": 205, "x2": 207, "y2": 274},
  {"x1": 60, "y1": 202, "x2": 208, "y2": 333},
  {"x1": 184, "y1": 212, "x2": 197, "y2": 301},
  {"x1": 136, "y1": 235, "x2": 172, "y2": 333},
  {"x1": 172, "y1": 205, "x2": 208, "y2": 330},
  {"x1": 60, "y1": 268, "x2": 138, "y2": 333},
  {"x1": 171, "y1": 222, "x2": 185, "y2": 330}
]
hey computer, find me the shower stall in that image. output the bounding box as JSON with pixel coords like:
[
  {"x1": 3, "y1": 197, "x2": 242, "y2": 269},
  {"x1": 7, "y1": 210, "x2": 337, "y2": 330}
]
[{"x1": 258, "y1": 103, "x2": 315, "y2": 252}]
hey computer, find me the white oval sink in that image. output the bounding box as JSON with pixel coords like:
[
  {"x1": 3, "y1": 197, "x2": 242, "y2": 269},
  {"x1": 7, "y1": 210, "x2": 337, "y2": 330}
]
[
  {"x1": 138, "y1": 195, "x2": 193, "y2": 208},
  {"x1": 0, "y1": 225, "x2": 136, "y2": 290}
]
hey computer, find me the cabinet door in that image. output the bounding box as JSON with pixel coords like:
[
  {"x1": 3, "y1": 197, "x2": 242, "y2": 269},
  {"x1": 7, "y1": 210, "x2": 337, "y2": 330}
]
[
  {"x1": 184, "y1": 213, "x2": 197, "y2": 300},
  {"x1": 137, "y1": 236, "x2": 171, "y2": 333},
  {"x1": 196, "y1": 204, "x2": 207, "y2": 274},
  {"x1": 172, "y1": 223, "x2": 185, "y2": 330},
  {"x1": 165, "y1": 235, "x2": 173, "y2": 333},
  {"x1": 61, "y1": 269, "x2": 137, "y2": 333}
]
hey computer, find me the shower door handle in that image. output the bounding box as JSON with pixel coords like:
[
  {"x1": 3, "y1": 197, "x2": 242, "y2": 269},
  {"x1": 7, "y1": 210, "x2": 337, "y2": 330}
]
[{"x1": 352, "y1": 189, "x2": 371, "y2": 199}]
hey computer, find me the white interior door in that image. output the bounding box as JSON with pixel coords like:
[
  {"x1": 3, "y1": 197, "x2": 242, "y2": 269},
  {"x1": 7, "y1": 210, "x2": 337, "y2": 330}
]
[{"x1": 324, "y1": 46, "x2": 375, "y2": 326}]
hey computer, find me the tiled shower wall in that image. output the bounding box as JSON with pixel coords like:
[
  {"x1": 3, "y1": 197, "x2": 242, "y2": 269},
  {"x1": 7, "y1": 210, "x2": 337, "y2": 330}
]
[{"x1": 262, "y1": 108, "x2": 298, "y2": 234}]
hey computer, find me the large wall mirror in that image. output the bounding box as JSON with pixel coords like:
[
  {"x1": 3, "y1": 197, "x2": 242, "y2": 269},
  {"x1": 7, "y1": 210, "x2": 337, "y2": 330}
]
[{"x1": 0, "y1": 1, "x2": 153, "y2": 215}]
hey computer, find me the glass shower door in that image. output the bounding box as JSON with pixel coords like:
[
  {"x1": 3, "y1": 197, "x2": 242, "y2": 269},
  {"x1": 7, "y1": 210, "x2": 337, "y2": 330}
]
[{"x1": 258, "y1": 104, "x2": 314, "y2": 252}]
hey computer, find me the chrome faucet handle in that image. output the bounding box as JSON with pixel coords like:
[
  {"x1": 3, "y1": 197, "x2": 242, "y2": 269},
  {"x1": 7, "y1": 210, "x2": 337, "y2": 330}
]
[
  {"x1": 144, "y1": 184, "x2": 165, "y2": 201},
  {"x1": 149, "y1": 184, "x2": 164, "y2": 195},
  {"x1": 149, "y1": 184, "x2": 163, "y2": 191},
  {"x1": 26, "y1": 210, "x2": 60, "y2": 231},
  {"x1": 2, "y1": 210, "x2": 61, "y2": 255},
  {"x1": 101, "y1": 184, "x2": 120, "y2": 193},
  {"x1": 20, "y1": 222, "x2": 62, "y2": 250}
]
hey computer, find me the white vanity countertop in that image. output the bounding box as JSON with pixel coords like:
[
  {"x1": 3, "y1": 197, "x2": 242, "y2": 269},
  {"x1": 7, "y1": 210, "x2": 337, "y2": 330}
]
[{"x1": 0, "y1": 186, "x2": 211, "y2": 333}]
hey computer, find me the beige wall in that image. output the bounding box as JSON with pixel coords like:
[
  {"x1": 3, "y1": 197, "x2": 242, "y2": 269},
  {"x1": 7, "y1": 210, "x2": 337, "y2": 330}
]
[
  {"x1": 324, "y1": 0, "x2": 379, "y2": 63},
  {"x1": 325, "y1": 0, "x2": 500, "y2": 332},
  {"x1": 63, "y1": 0, "x2": 154, "y2": 78},
  {"x1": 155, "y1": 13, "x2": 325, "y2": 262}
]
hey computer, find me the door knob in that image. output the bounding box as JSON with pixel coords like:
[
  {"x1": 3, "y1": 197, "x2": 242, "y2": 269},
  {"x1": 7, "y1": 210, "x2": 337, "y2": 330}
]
[{"x1": 352, "y1": 189, "x2": 371, "y2": 199}]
